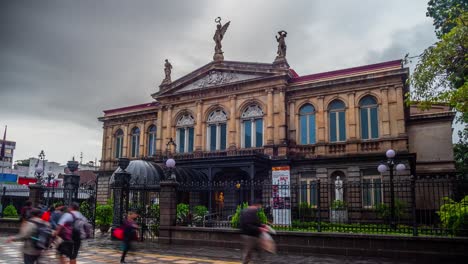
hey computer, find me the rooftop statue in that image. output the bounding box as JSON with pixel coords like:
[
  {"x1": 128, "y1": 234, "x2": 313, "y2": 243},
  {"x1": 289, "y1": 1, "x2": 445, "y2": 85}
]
[
  {"x1": 161, "y1": 59, "x2": 172, "y2": 86},
  {"x1": 275, "y1": 30, "x2": 287, "y2": 59},
  {"x1": 213, "y1": 17, "x2": 230, "y2": 61}
]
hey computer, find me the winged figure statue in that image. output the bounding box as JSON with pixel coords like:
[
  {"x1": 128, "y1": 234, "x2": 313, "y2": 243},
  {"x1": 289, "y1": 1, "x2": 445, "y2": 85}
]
[{"x1": 213, "y1": 17, "x2": 230, "y2": 55}]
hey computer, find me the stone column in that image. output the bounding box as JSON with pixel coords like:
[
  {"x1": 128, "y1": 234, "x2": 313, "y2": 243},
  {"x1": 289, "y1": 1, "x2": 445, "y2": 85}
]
[
  {"x1": 28, "y1": 184, "x2": 44, "y2": 207},
  {"x1": 166, "y1": 105, "x2": 173, "y2": 142},
  {"x1": 347, "y1": 92, "x2": 356, "y2": 140},
  {"x1": 277, "y1": 88, "x2": 287, "y2": 153},
  {"x1": 288, "y1": 99, "x2": 296, "y2": 145},
  {"x1": 229, "y1": 95, "x2": 237, "y2": 150},
  {"x1": 63, "y1": 174, "x2": 80, "y2": 206},
  {"x1": 395, "y1": 86, "x2": 406, "y2": 136},
  {"x1": 380, "y1": 88, "x2": 390, "y2": 137},
  {"x1": 316, "y1": 96, "x2": 325, "y2": 142},
  {"x1": 195, "y1": 100, "x2": 203, "y2": 152},
  {"x1": 266, "y1": 88, "x2": 274, "y2": 145},
  {"x1": 156, "y1": 109, "x2": 164, "y2": 156},
  {"x1": 111, "y1": 171, "x2": 130, "y2": 228},
  {"x1": 159, "y1": 180, "x2": 179, "y2": 244}
]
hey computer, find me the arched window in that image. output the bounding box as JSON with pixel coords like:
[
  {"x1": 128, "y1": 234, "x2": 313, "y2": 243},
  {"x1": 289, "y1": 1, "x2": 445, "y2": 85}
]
[
  {"x1": 241, "y1": 104, "x2": 263, "y2": 148},
  {"x1": 130, "y1": 127, "x2": 140, "y2": 158},
  {"x1": 115, "y1": 129, "x2": 124, "y2": 158},
  {"x1": 299, "y1": 104, "x2": 316, "y2": 144},
  {"x1": 176, "y1": 114, "x2": 195, "y2": 153},
  {"x1": 328, "y1": 100, "x2": 346, "y2": 142},
  {"x1": 207, "y1": 109, "x2": 227, "y2": 151},
  {"x1": 147, "y1": 125, "x2": 157, "y2": 156},
  {"x1": 359, "y1": 96, "x2": 379, "y2": 140}
]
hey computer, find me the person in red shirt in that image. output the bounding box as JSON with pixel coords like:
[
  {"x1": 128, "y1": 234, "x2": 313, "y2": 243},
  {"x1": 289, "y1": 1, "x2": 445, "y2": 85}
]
[{"x1": 41, "y1": 206, "x2": 54, "y2": 222}]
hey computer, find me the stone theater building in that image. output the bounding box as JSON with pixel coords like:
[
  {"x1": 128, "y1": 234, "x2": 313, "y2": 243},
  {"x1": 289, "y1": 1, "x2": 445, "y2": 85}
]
[{"x1": 96, "y1": 20, "x2": 455, "y2": 212}]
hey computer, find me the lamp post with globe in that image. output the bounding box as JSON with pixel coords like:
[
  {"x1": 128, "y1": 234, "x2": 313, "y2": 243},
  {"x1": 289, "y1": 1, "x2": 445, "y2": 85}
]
[
  {"x1": 377, "y1": 149, "x2": 406, "y2": 229},
  {"x1": 46, "y1": 171, "x2": 56, "y2": 206},
  {"x1": 165, "y1": 138, "x2": 177, "y2": 182}
]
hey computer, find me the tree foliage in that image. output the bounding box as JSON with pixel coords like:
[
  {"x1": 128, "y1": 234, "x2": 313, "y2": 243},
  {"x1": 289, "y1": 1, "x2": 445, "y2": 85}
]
[
  {"x1": 407, "y1": 9, "x2": 467, "y2": 114},
  {"x1": 454, "y1": 127, "x2": 468, "y2": 177},
  {"x1": 427, "y1": 0, "x2": 468, "y2": 37},
  {"x1": 3, "y1": 204, "x2": 18, "y2": 218},
  {"x1": 437, "y1": 195, "x2": 468, "y2": 236}
]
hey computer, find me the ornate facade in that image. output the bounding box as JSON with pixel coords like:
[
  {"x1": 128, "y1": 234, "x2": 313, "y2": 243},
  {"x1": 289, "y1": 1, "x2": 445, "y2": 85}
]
[{"x1": 97, "y1": 28, "x2": 455, "y2": 206}]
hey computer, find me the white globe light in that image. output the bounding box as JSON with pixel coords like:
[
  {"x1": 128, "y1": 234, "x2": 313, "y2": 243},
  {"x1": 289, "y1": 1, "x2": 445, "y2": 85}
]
[
  {"x1": 35, "y1": 167, "x2": 44, "y2": 174},
  {"x1": 47, "y1": 171, "x2": 53, "y2": 177},
  {"x1": 396, "y1": 163, "x2": 406, "y2": 172},
  {"x1": 166, "y1": 158, "x2": 176, "y2": 168},
  {"x1": 377, "y1": 164, "x2": 388, "y2": 173},
  {"x1": 386, "y1": 149, "x2": 396, "y2": 159}
]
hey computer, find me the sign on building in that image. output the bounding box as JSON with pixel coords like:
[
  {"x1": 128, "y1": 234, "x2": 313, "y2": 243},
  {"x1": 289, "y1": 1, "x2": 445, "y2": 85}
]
[{"x1": 272, "y1": 166, "x2": 291, "y2": 226}]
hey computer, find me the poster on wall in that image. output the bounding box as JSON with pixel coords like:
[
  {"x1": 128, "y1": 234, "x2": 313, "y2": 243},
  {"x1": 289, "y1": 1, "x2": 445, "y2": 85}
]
[{"x1": 272, "y1": 166, "x2": 291, "y2": 226}]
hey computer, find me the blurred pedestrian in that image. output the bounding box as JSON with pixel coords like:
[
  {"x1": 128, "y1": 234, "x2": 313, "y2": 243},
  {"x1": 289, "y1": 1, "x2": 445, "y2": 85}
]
[
  {"x1": 20, "y1": 200, "x2": 32, "y2": 223},
  {"x1": 50, "y1": 205, "x2": 65, "y2": 230},
  {"x1": 239, "y1": 199, "x2": 268, "y2": 264},
  {"x1": 41, "y1": 206, "x2": 54, "y2": 222},
  {"x1": 54, "y1": 202, "x2": 88, "y2": 264},
  {"x1": 7, "y1": 208, "x2": 51, "y2": 264},
  {"x1": 120, "y1": 211, "x2": 139, "y2": 264}
]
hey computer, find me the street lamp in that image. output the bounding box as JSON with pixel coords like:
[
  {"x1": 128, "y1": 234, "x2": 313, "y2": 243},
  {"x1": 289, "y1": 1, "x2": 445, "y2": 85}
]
[
  {"x1": 165, "y1": 138, "x2": 177, "y2": 181},
  {"x1": 46, "y1": 171, "x2": 56, "y2": 206},
  {"x1": 34, "y1": 150, "x2": 46, "y2": 183},
  {"x1": 377, "y1": 149, "x2": 406, "y2": 229}
]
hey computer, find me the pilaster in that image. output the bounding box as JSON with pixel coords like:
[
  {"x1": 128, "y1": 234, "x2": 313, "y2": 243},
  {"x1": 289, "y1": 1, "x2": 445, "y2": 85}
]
[
  {"x1": 229, "y1": 95, "x2": 237, "y2": 149},
  {"x1": 195, "y1": 100, "x2": 203, "y2": 151}
]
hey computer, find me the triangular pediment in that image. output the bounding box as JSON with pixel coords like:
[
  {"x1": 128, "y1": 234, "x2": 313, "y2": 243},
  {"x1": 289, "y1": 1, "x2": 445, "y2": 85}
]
[
  {"x1": 154, "y1": 60, "x2": 290, "y2": 97},
  {"x1": 177, "y1": 70, "x2": 263, "y2": 92}
]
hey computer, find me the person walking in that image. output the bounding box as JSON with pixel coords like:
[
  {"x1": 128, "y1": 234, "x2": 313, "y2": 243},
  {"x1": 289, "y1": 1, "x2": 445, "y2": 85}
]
[
  {"x1": 120, "y1": 211, "x2": 139, "y2": 264},
  {"x1": 41, "y1": 206, "x2": 54, "y2": 222},
  {"x1": 20, "y1": 200, "x2": 33, "y2": 223},
  {"x1": 54, "y1": 202, "x2": 87, "y2": 264},
  {"x1": 50, "y1": 205, "x2": 65, "y2": 230},
  {"x1": 239, "y1": 200, "x2": 268, "y2": 264},
  {"x1": 7, "y1": 208, "x2": 51, "y2": 264}
]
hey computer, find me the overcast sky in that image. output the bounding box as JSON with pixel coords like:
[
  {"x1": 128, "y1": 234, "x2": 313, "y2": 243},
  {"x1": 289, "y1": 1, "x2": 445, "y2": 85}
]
[{"x1": 0, "y1": 0, "x2": 444, "y2": 165}]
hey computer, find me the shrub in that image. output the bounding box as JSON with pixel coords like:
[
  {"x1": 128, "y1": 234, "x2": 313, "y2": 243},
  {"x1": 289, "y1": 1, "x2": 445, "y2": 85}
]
[
  {"x1": 230, "y1": 202, "x2": 267, "y2": 228},
  {"x1": 3, "y1": 204, "x2": 18, "y2": 218},
  {"x1": 331, "y1": 200, "x2": 346, "y2": 210},
  {"x1": 375, "y1": 199, "x2": 407, "y2": 222},
  {"x1": 177, "y1": 203, "x2": 190, "y2": 225},
  {"x1": 80, "y1": 201, "x2": 92, "y2": 220},
  {"x1": 437, "y1": 195, "x2": 468, "y2": 236},
  {"x1": 192, "y1": 205, "x2": 208, "y2": 223},
  {"x1": 148, "y1": 204, "x2": 160, "y2": 220},
  {"x1": 95, "y1": 204, "x2": 113, "y2": 226},
  {"x1": 298, "y1": 202, "x2": 315, "y2": 218}
]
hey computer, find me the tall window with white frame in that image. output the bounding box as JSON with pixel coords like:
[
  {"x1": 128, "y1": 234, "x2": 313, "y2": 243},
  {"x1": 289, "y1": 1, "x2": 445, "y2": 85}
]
[
  {"x1": 241, "y1": 104, "x2": 264, "y2": 148},
  {"x1": 176, "y1": 114, "x2": 195, "y2": 153},
  {"x1": 299, "y1": 104, "x2": 316, "y2": 145},
  {"x1": 130, "y1": 127, "x2": 140, "y2": 158},
  {"x1": 328, "y1": 100, "x2": 346, "y2": 142},
  {"x1": 147, "y1": 125, "x2": 157, "y2": 156},
  {"x1": 359, "y1": 96, "x2": 379, "y2": 140},
  {"x1": 115, "y1": 129, "x2": 124, "y2": 158},
  {"x1": 362, "y1": 174, "x2": 383, "y2": 208},
  {"x1": 300, "y1": 179, "x2": 318, "y2": 208},
  {"x1": 207, "y1": 109, "x2": 227, "y2": 151}
]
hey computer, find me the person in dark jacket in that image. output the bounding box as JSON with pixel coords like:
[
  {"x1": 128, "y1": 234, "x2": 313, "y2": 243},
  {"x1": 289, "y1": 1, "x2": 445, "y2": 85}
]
[
  {"x1": 239, "y1": 200, "x2": 268, "y2": 264},
  {"x1": 120, "y1": 211, "x2": 139, "y2": 264}
]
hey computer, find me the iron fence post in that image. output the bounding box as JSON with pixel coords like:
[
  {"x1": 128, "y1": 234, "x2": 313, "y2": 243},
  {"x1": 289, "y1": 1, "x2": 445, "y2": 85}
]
[
  {"x1": 410, "y1": 175, "x2": 418, "y2": 236},
  {"x1": 317, "y1": 179, "x2": 321, "y2": 232},
  {"x1": 0, "y1": 186, "x2": 5, "y2": 218}
]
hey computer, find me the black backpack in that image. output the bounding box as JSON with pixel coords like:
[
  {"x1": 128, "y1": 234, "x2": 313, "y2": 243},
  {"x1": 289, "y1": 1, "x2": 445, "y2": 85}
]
[{"x1": 31, "y1": 221, "x2": 53, "y2": 250}]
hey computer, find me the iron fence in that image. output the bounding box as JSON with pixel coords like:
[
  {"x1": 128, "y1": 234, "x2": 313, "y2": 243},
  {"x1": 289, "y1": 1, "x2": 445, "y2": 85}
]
[{"x1": 175, "y1": 177, "x2": 468, "y2": 237}]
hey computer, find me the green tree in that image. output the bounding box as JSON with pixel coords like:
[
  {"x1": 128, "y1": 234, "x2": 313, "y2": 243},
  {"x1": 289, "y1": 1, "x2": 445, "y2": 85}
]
[
  {"x1": 454, "y1": 128, "x2": 468, "y2": 177},
  {"x1": 407, "y1": 3, "x2": 467, "y2": 116}
]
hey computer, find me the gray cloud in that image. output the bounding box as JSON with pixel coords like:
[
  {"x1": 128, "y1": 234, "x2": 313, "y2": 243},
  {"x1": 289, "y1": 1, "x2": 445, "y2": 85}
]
[{"x1": 0, "y1": 0, "x2": 437, "y2": 163}]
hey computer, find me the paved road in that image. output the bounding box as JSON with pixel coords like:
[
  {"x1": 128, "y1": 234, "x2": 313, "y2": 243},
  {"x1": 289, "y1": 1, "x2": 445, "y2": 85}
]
[{"x1": 0, "y1": 235, "x2": 415, "y2": 264}]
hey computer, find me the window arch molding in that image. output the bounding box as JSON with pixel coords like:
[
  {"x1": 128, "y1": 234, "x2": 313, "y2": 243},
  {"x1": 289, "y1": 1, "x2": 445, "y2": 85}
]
[
  {"x1": 355, "y1": 92, "x2": 381, "y2": 106},
  {"x1": 358, "y1": 95, "x2": 379, "y2": 140},
  {"x1": 173, "y1": 109, "x2": 196, "y2": 127},
  {"x1": 114, "y1": 128, "x2": 125, "y2": 159},
  {"x1": 298, "y1": 102, "x2": 317, "y2": 145},
  {"x1": 240, "y1": 103, "x2": 264, "y2": 148},
  {"x1": 206, "y1": 108, "x2": 228, "y2": 151},
  {"x1": 327, "y1": 99, "x2": 347, "y2": 142},
  {"x1": 203, "y1": 104, "x2": 230, "y2": 122},
  {"x1": 146, "y1": 124, "x2": 157, "y2": 156},
  {"x1": 237, "y1": 99, "x2": 266, "y2": 119},
  {"x1": 175, "y1": 111, "x2": 195, "y2": 153},
  {"x1": 130, "y1": 126, "x2": 141, "y2": 158},
  {"x1": 324, "y1": 96, "x2": 348, "y2": 111}
]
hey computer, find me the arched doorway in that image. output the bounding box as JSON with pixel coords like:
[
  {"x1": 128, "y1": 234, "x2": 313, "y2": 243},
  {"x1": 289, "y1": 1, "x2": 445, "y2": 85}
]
[{"x1": 212, "y1": 167, "x2": 250, "y2": 219}]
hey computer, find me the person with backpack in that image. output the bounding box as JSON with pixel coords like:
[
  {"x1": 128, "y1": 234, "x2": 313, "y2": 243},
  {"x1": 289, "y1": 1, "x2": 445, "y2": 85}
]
[
  {"x1": 54, "y1": 202, "x2": 90, "y2": 264},
  {"x1": 41, "y1": 206, "x2": 54, "y2": 222},
  {"x1": 239, "y1": 199, "x2": 268, "y2": 264},
  {"x1": 120, "y1": 211, "x2": 139, "y2": 264},
  {"x1": 50, "y1": 205, "x2": 65, "y2": 230},
  {"x1": 7, "y1": 208, "x2": 52, "y2": 264},
  {"x1": 20, "y1": 200, "x2": 33, "y2": 223}
]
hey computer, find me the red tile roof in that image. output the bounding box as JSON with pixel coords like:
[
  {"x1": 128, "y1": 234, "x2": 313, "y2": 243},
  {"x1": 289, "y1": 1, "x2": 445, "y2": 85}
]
[
  {"x1": 103, "y1": 102, "x2": 159, "y2": 116},
  {"x1": 290, "y1": 60, "x2": 402, "y2": 84}
]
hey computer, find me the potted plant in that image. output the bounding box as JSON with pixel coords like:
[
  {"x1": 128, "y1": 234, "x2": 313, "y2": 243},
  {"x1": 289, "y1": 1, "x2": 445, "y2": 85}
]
[
  {"x1": 330, "y1": 200, "x2": 347, "y2": 223},
  {"x1": 192, "y1": 205, "x2": 208, "y2": 226},
  {"x1": 95, "y1": 204, "x2": 113, "y2": 233}
]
